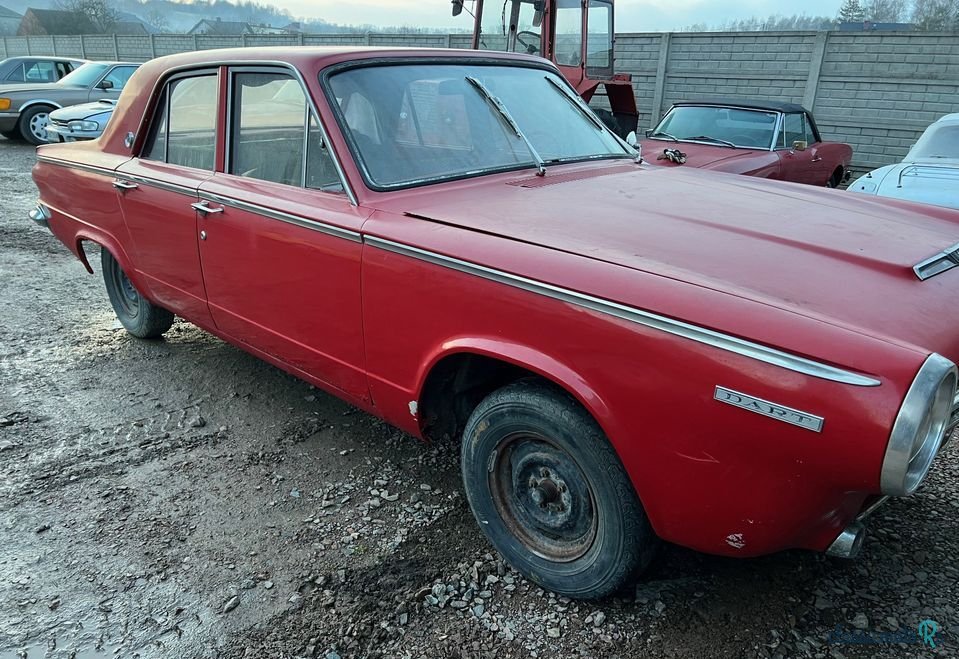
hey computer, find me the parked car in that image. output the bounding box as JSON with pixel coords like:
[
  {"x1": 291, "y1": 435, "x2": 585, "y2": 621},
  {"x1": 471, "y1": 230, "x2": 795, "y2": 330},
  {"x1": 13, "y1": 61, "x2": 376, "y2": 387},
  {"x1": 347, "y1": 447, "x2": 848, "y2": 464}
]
[
  {"x1": 848, "y1": 114, "x2": 959, "y2": 211},
  {"x1": 29, "y1": 47, "x2": 959, "y2": 599},
  {"x1": 0, "y1": 56, "x2": 86, "y2": 86},
  {"x1": 46, "y1": 99, "x2": 116, "y2": 142},
  {"x1": 0, "y1": 61, "x2": 139, "y2": 144},
  {"x1": 639, "y1": 100, "x2": 853, "y2": 187}
]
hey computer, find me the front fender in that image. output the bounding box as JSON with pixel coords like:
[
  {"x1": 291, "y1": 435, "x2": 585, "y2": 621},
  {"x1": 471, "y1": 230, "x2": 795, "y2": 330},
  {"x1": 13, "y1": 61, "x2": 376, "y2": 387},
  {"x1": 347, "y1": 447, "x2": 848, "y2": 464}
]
[{"x1": 18, "y1": 99, "x2": 64, "y2": 112}]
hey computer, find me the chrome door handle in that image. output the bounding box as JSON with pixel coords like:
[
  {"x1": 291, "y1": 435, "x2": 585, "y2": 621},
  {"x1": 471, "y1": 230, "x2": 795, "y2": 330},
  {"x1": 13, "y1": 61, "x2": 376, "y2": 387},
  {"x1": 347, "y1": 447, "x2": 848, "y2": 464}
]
[
  {"x1": 811, "y1": 156, "x2": 823, "y2": 162},
  {"x1": 191, "y1": 201, "x2": 224, "y2": 215},
  {"x1": 112, "y1": 179, "x2": 138, "y2": 190}
]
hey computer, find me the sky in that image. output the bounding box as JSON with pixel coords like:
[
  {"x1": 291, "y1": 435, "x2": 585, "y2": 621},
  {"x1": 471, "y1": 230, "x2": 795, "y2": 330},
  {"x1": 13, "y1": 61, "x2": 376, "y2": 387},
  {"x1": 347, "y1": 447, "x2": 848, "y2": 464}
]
[{"x1": 274, "y1": 0, "x2": 844, "y2": 31}]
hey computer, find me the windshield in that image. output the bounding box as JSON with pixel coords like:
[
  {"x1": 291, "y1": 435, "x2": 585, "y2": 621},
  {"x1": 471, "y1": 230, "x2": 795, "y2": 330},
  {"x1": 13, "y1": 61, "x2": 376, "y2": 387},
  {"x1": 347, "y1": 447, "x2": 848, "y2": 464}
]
[
  {"x1": 906, "y1": 122, "x2": 959, "y2": 161},
  {"x1": 326, "y1": 63, "x2": 629, "y2": 189},
  {"x1": 59, "y1": 62, "x2": 109, "y2": 87},
  {"x1": 652, "y1": 106, "x2": 780, "y2": 149}
]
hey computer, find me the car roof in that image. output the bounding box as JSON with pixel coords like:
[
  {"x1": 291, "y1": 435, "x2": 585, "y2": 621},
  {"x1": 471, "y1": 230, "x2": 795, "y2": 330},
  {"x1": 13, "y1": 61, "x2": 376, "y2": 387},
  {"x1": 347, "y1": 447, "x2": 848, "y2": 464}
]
[
  {"x1": 2, "y1": 55, "x2": 88, "y2": 63},
  {"x1": 672, "y1": 99, "x2": 811, "y2": 114}
]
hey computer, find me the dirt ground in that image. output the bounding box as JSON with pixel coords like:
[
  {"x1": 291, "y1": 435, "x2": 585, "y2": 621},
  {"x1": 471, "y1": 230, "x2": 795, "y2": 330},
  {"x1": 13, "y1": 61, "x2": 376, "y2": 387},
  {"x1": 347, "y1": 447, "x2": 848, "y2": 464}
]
[{"x1": 0, "y1": 136, "x2": 956, "y2": 659}]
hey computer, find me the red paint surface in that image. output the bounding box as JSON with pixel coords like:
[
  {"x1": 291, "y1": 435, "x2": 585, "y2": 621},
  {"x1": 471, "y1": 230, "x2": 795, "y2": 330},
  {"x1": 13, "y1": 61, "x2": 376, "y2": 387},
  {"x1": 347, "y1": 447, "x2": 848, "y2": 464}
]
[{"x1": 31, "y1": 47, "x2": 959, "y2": 559}]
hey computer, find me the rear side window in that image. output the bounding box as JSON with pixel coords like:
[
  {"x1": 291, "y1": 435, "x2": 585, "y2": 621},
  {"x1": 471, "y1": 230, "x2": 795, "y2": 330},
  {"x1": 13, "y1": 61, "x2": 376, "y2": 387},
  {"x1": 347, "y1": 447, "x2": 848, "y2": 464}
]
[
  {"x1": 142, "y1": 74, "x2": 218, "y2": 171},
  {"x1": 24, "y1": 61, "x2": 56, "y2": 82},
  {"x1": 4, "y1": 63, "x2": 24, "y2": 82}
]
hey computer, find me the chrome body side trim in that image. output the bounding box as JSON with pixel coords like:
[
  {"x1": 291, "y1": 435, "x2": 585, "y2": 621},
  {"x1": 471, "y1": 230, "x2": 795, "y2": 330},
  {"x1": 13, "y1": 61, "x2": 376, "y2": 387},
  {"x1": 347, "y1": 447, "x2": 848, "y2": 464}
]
[
  {"x1": 364, "y1": 236, "x2": 881, "y2": 387},
  {"x1": 37, "y1": 156, "x2": 115, "y2": 178},
  {"x1": 714, "y1": 387, "x2": 824, "y2": 432},
  {"x1": 198, "y1": 191, "x2": 362, "y2": 243}
]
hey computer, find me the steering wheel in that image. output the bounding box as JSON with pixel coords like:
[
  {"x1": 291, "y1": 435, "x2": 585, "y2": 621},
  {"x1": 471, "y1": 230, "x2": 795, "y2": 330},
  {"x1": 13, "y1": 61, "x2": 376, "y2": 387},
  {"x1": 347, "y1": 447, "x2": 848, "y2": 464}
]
[{"x1": 516, "y1": 30, "x2": 541, "y2": 55}]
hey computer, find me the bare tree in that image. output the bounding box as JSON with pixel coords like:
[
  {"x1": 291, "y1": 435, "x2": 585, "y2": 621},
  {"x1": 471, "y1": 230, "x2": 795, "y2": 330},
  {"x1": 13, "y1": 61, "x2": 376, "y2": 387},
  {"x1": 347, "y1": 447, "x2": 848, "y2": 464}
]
[
  {"x1": 911, "y1": 0, "x2": 959, "y2": 29},
  {"x1": 146, "y1": 7, "x2": 169, "y2": 33},
  {"x1": 56, "y1": 0, "x2": 118, "y2": 32},
  {"x1": 864, "y1": 0, "x2": 910, "y2": 21}
]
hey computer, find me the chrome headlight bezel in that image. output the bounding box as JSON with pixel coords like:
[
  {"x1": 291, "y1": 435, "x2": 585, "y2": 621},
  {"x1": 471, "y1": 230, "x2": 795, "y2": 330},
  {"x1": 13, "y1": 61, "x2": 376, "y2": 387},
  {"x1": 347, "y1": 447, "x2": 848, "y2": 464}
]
[
  {"x1": 68, "y1": 120, "x2": 99, "y2": 131},
  {"x1": 881, "y1": 353, "x2": 957, "y2": 497}
]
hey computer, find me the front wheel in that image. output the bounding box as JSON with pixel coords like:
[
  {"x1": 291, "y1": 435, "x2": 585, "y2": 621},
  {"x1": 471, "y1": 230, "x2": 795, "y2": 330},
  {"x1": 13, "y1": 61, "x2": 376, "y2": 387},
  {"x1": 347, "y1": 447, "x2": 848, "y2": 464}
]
[
  {"x1": 1, "y1": 128, "x2": 22, "y2": 141},
  {"x1": 101, "y1": 249, "x2": 174, "y2": 339},
  {"x1": 18, "y1": 105, "x2": 54, "y2": 145},
  {"x1": 461, "y1": 380, "x2": 657, "y2": 599}
]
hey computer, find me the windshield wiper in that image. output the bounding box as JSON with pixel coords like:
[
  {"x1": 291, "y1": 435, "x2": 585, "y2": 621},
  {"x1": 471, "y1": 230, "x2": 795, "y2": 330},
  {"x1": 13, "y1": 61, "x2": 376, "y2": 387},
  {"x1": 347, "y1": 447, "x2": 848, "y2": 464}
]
[
  {"x1": 543, "y1": 76, "x2": 606, "y2": 132},
  {"x1": 649, "y1": 131, "x2": 679, "y2": 142},
  {"x1": 688, "y1": 135, "x2": 737, "y2": 148},
  {"x1": 465, "y1": 75, "x2": 547, "y2": 177}
]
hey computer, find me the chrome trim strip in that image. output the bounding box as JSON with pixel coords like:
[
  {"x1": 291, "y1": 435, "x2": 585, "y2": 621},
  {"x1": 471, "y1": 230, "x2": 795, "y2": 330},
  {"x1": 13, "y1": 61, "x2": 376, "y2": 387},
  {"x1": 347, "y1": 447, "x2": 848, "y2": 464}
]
[
  {"x1": 913, "y1": 241, "x2": 959, "y2": 281},
  {"x1": 365, "y1": 236, "x2": 881, "y2": 387},
  {"x1": 120, "y1": 173, "x2": 196, "y2": 196},
  {"x1": 198, "y1": 191, "x2": 362, "y2": 243},
  {"x1": 37, "y1": 156, "x2": 114, "y2": 178},
  {"x1": 714, "y1": 386, "x2": 824, "y2": 432}
]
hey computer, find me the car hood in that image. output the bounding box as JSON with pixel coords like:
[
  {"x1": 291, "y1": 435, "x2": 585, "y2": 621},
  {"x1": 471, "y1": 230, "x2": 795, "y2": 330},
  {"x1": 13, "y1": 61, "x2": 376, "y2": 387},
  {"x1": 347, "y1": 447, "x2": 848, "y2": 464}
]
[
  {"x1": 379, "y1": 162, "x2": 959, "y2": 356},
  {"x1": 50, "y1": 100, "x2": 115, "y2": 121},
  {"x1": 0, "y1": 83, "x2": 83, "y2": 96}
]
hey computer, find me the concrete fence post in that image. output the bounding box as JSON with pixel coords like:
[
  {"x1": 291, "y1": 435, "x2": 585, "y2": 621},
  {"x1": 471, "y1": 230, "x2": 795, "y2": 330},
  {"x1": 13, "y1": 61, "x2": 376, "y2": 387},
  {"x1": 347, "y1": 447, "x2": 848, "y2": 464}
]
[
  {"x1": 1, "y1": 36, "x2": 7, "y2": 59},
  {"x1": 113, "y1": 33, "x2": 119, "y2": 58},
  {"x1": 242, "y1": 33, "x2": 249, "y2": 47},
  {"x1": 299, "y1": 32, "x2": 305, "y2": 46},
  {"x1": 193, "y1": 33, "x2": 198, "y2": 51},
  {"x1": 446, "y1": 33, "x2": 452, "y2": 48},
  {"x1": 52, "y1": 36, "x2": 58, "y2": 55},
  {"x1": 150, "y1": 33, "x2": 156, "y2": 58},
  {"x1": 649, "y1": 32, "x2": 672, "y2": 127},
  {"x1": 803, "y1": 31, "x2": 830, "y2": 112},
  {"x1": 367, "y1": 32, "x2": 373, "y2": 45},
  {"x1": 79, "y1": 34, "x2": 86, "y2": 58},
  {"x1": 25, "y1": 36, "x2": 31, "y2": 55}
]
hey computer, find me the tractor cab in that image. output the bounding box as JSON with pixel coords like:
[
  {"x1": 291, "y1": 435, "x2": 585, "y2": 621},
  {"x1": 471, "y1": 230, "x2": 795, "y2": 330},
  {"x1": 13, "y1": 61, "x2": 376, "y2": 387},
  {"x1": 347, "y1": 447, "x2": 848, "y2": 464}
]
[{"x1": 452, "y1": 0, "x2": 638, "y2": 137}]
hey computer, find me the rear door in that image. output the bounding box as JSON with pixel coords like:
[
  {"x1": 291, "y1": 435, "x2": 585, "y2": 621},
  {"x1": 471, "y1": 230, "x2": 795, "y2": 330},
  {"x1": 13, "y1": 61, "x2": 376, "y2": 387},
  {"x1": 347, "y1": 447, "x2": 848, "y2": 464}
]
[
  {"x1": 115, "y1": 70, "x2": 219, "y2": 324},
  {"x1": 196, "y1": 67, "x2": 370, "y2": 399}
]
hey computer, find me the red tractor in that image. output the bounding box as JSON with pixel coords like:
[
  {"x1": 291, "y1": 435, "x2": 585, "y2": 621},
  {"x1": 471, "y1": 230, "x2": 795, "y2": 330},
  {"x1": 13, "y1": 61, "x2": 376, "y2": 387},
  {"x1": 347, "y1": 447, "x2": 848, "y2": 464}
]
[{"x1": 452, "y1": 0, "x2": 638, "y2": 137}]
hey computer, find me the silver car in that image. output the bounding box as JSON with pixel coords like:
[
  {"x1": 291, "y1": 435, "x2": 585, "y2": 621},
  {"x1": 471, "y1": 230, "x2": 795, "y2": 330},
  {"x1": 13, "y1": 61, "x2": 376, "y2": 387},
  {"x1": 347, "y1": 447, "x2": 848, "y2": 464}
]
[
  {"x1": 0, "y1": 56, "x2": 87, "y2": 86},
  {"x1": 0, "y1": 61, "x2": 138, "y2": 145},
  {"x1": 46, "y1": 99, "x2": 116, "y2": 142}
]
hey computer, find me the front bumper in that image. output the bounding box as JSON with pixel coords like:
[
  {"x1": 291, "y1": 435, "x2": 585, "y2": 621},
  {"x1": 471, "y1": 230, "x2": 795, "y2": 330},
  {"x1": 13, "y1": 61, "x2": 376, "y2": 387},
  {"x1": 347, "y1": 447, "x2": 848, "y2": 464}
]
[
  {"x1": 29, "y1": 203, "x2": 51, "y2": 230},
  {"x1": 0, "y1": 112, "x2": 20, "y2": 133}
]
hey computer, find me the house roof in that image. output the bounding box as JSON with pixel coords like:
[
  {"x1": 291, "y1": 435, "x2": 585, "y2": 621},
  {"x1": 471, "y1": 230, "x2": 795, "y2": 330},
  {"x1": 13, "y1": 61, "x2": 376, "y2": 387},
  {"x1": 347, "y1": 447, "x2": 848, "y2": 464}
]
[
  {"x1": 20, "y1": 8, "x2": 97, "y2": 34},
  {"x1": 189, "y1": 19, "x2": 252, "y2": 35},
  {"x1": 0, "y1": 4, "x2": 22, "y2": 19},
  {"x1": 114, "y1": 21, "x2": 149, "y2": 35}
]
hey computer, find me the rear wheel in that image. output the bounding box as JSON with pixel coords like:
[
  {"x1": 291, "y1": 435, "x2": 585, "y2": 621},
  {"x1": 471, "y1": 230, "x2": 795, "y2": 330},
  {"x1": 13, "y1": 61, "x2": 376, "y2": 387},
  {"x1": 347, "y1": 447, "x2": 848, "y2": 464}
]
[
  {"x1": 18, "y1": 105, "x2": 54, "y2": 145},
  {"x1": 101, "y1": 249, "x2": 174, "y2": 339},
  {"x1": 461, "y1": 380, "x2": 657, "y2": 599}
]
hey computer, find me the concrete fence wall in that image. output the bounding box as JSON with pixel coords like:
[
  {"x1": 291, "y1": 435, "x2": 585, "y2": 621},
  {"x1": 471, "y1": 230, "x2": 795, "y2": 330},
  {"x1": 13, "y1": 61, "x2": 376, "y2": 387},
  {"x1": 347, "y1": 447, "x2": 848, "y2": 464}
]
[{"x1": 2, "y1": 30, "x2": 958, "y2": 173}]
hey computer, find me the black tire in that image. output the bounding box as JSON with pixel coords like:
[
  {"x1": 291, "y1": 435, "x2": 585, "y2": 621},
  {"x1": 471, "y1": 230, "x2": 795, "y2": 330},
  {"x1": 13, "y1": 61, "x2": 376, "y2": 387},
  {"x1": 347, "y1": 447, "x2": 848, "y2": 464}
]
[
  {"x1": 18, "y1": 105, "x2": 54, "y2": 145},
  {"x1": 461, "y1": 380, "x2": 657, "y2": 599},
  {"x1": 1, "y1": 128, "x2": 22, "y2": 141},
  {"x1": 827, "y1": 167, "x2": 844, "y2": 189},
  {"x1": 101, "y1": 249, "x2": 174, "y2": 339}
]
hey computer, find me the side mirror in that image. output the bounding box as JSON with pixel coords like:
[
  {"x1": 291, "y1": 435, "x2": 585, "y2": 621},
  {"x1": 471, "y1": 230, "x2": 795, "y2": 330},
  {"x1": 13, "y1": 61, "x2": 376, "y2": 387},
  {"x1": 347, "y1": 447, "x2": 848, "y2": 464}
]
[
  {"x1": 626, "y1": 131, "x2": 640, "y2": 149},
  {"x1": 644, "y1": 128, "x2": 653, "y2": 138},
  {"x1": 97, "y1": 79, "x2": 114, "y2": 90},
  {"x1": 451, "y1": 0, "x2": 463, "y2": 16},
  {"x1": 792, "y1": 140, "x2": 807, "y2": 151}
]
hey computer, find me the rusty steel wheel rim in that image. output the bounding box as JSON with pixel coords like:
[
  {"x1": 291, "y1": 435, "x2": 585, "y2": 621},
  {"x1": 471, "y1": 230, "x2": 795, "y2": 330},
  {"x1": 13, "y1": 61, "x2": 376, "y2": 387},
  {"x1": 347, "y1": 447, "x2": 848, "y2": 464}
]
[
  {"x1": 112, "y1": 262, "x2": 141, "y2": 319},
  {"x1": 489, "y1": 432, "x2": 597, "y2": 563}
]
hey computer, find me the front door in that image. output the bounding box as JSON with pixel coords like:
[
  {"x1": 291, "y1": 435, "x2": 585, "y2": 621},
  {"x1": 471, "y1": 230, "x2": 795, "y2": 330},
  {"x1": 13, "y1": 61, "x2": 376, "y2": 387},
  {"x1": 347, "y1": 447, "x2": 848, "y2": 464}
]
[
  {"x1": 196, "y1": 68, "x2": 370, "y2": 399},
  {"x1": 116, "y1": 70, "x2": 219, "y2": 325},
  {"x1": 779, "y1": 112, "x2": 819, "y2": 185},
  {"x1": 89, "y1": 64, "x2": 139, "y2": 102}
]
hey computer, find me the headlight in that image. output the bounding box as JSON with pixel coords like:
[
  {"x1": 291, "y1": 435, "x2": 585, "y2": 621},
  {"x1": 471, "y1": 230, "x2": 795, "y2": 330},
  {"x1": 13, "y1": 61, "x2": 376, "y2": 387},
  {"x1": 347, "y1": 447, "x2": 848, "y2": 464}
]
[
  {"x1": 68, "y1": 120, "x2": 99, "y2": 131},
  {"x1": 0, "y1": 98, "x2": 11, "y2": 111},
  {"x1": 881, "y1": 353, "x2": 957, "y2": 496}
]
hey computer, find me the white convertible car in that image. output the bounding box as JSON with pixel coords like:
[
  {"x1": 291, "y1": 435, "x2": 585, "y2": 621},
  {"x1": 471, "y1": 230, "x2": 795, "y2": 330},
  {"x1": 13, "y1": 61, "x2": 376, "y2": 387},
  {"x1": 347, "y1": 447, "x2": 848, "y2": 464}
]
[{"x1": 848, "y1": 114, "x2": 959, "y2": 211}]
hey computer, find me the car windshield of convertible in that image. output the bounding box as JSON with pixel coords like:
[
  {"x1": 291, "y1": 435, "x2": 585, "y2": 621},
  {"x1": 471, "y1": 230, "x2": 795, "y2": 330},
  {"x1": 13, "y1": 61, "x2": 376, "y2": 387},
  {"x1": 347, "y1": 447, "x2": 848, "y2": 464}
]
[
  {"x1": 650, "y1": 106, "x2": 780, "y2": 149},
  {"x1": 326, "y1": 63, "x2": 631, "y2": 188}
]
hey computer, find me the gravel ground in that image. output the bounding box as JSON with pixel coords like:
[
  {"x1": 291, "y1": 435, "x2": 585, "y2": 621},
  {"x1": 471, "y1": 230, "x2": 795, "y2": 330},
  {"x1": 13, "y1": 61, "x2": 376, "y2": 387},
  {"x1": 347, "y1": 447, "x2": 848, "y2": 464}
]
[{"x1": 0, "y1": 135, "x2": 955, "y2": 659}]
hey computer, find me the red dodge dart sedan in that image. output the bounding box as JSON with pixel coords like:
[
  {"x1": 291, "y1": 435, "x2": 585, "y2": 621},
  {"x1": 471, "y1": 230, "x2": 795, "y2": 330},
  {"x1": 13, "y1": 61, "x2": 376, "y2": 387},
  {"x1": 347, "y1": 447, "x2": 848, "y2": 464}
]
[{"x1": 29, "y1": 47, "x2": 959, "y2": 599}]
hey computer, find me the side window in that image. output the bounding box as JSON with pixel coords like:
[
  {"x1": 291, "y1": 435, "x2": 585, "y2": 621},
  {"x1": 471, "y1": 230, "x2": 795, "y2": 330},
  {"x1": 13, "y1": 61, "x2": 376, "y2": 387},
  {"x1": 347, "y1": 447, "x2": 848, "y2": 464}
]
[
  {"x1": 56, "y1": 62, "x2": 71, "y2": 79},
  {"x1": 230, "y1": 72, "x2": 306, "y2": 187},
  {"x1": 554, "y1": 0, "x2": 583, "y2": 67},
  {"x1": 101, "y1": 66, "x2": 137, "y2": 91},
  {"x1": 5, "y1": 63, "x2": 25, "y2": 82},
  {"x1": 782, "y1": 113, "x2": 804, "y2": 148},
  {"x1": 586, "y1": 0, "x2": 613, "y2": 75},
  {"x1": 142, "y1": 75, "x2": 217, "y2": 170},
  {"x1": 803, "y1": 115, "x2": 818, "y2": 145},
  {"x1": 24, "y1": 61, "x2": 56, "y2": 82},
  {"x1": 306, "y1": 114, "x2": 343, "y2": 193}
]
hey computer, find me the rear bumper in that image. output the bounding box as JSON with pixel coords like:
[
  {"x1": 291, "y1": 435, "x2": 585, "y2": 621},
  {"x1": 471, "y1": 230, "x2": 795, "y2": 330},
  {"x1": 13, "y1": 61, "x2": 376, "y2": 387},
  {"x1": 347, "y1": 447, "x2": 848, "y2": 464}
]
[{"x1": 28, "y1": 202, "x2": 51, "y2": 230}]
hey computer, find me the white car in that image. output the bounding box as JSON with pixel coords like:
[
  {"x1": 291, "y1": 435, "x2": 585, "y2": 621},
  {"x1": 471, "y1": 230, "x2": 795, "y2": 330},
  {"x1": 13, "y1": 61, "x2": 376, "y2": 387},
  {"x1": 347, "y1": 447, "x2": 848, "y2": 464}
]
[
  {"x1": 848, "y1": 113, "x2": 959, "y2": 211},
  {"x1": 46, "y1": 99, "x2": 115, "y2": 142}
]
